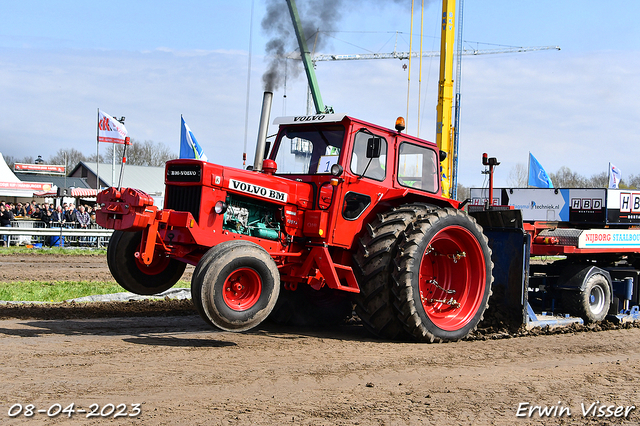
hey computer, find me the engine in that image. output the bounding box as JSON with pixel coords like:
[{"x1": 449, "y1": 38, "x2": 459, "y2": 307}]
[{"x1": 222, "y1": 194, "x2": 281, "y2": 241}]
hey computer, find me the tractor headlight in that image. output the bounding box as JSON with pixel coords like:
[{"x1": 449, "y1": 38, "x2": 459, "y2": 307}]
[{"x1": 214, "y1": 201, "x2": 228, "y2": 214}]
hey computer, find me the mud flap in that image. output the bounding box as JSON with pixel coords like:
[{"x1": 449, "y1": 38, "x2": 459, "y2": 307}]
[{"x1": 470, "y1": 209, "x2": 529, "y2": 327}]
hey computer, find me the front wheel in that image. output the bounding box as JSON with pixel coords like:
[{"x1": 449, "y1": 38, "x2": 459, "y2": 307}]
[
  {"x1": 107, "y1": 230, "x2": 186, "y2": 295},
  {"x1": 194, "y1": 242, "x2": 280, "y2": 332},
  {"x1": 392, "y1": 208, "x2": 493, "y2": 342}
]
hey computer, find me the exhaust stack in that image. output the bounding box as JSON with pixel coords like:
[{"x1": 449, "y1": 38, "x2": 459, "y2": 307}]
[{"x1": 253, "y1": 91, "x2": 273, "y2": 171}]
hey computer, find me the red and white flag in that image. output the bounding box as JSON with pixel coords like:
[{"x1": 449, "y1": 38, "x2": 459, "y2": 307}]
[{"x1": 98, "y1": 110, "x2": 128, "y2": 144}]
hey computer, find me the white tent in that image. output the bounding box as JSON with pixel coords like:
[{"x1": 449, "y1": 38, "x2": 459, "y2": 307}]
[{"x1": 0, "y1": 152, "x2": 53, "y2": 198}]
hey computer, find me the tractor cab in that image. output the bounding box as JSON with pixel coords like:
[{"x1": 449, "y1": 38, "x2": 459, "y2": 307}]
[{"x1": 266, "y1": 113, "x2": 446, "y2": 248}]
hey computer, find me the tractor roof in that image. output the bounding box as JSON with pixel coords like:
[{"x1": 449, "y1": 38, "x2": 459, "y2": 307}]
[{"x1": 272, "y1": 114, "x2": 347, "y2": 126}]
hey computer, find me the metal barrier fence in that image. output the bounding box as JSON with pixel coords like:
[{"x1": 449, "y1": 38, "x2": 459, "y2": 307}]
[{"x1": 0, "y1": 221, "x2": 113, "y2": 248}]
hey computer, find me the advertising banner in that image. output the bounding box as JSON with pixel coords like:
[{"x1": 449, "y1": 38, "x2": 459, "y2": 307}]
[
  {"x1": 14, "y1": 163, "x2": 65, "y2": 174},
  {"x1": 578, "y1": 229, "x2": 640, "y2": 249},
  {"x1": 0, "y1": 181, "x2": 53, "y2": 191}
]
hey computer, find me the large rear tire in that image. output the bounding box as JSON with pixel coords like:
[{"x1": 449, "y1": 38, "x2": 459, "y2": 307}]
[
  {"x1": 352, "y1": 204, "x2": 432, "y2": 340},
  {"x1": 561, "y1": 274, "x2": 611, "y2": 323},
  {"x1": 194, "y1": 242, "x2": 280, "y2": 331},
  {"x1": 107, "y1": 230, "x2": 186, "y2": 295},
  {"x1": 392, "y1": 208, "x2": 493, "y2": 342}
]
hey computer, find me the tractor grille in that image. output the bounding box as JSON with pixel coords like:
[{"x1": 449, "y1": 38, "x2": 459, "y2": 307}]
[{"x1": 165, "y1": 185, "x2": 201, "y2": 222}]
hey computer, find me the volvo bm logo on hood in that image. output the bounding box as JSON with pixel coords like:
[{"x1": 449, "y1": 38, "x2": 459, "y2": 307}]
[
  {"x1": 229, "y1": 179, "x2": 288, "y2": 203},
  {"x1": 166, "y1": 164, "x2": 201, "y2": 182}
]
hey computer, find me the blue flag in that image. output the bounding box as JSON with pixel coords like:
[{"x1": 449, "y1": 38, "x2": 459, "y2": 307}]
[
  {"x1": 180, "y1": 116, "x2": 208, "y2": 161},
  {"x1": 528, "y1": 153, "x2": 553, "y2": 188}
]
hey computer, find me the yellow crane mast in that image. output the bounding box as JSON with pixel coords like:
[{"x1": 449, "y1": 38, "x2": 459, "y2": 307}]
[{"x1": 436, "y1": 0, "x2": 456, "y2": 199}]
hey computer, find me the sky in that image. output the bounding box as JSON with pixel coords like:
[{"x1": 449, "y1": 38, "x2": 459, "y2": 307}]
[{"x1": 0, "y1": 0, "x2": 639, "y2": 188}]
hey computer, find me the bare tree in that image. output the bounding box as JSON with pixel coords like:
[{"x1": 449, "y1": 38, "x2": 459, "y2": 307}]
[
  {"x1": 507, "y1": 163, "x2": 528, "y2": 187},
  {"x1": 549, "y1": 166, "x2": 588, "y2": 188},
  {"x1": 586, "y1": 171, "x2": 608, "y2": 188},
  {"x1": 85, "y1": 153, "x2": 105, "y2": 163},
  {"x1": 2, "y1": 154, "x2": 34, "y2": 169},
  {"x1": 48, "y1": 148, "x2": 88, "y2": 171},
  {"x1": 105, "y1": 139, "x2": 176, "y2": 167},
  {"x1": 2, "y1": 154, "x2": 17, "y2": 168},
  {"x1": 456, "y1": 183, "x2": 470, "y2": 201},
  {"x1": 626, "y1": 174, "x2": 640, "y2": 189}
]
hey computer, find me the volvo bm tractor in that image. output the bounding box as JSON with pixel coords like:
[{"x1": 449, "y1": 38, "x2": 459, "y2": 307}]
[{"x1": 97, "y1": 92, "x2": 493, "y2": 343}]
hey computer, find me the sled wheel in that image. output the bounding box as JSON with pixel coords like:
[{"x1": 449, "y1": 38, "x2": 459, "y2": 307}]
[
  {"x1": 562, "y1": 274, "x2": 611, "y2": 323},
  {"x1": 393, "y1": 208, "x2": 493, "y2": 342},
  {"x1": 195, "y1": 242, "x2": 280, "y2": 331},
  {"x1": 107, "y1": 230, "x2": 186, "y2": 295},
  {"x1": 352, "y1": 204, "x2": 433, "y2": 340}
]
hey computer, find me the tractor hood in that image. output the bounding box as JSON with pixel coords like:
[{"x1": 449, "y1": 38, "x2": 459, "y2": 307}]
[{"x1": 166, "y1": 159, "x2": 313, "y2": 210}]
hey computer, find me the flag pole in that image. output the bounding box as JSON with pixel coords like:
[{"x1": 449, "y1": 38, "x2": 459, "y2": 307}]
[
  {"x1": 96, "y1": 108, "x2": 100, "y2": 193},
  {"x1": 118, "y1": 137, "x2": 130, "y2": 190},
  {"x1": 526, "y1": 152, "x2": 531, "y2": 188},
  {"x1": 112, "y1": 138, "x2": 116, "y2": 188}
]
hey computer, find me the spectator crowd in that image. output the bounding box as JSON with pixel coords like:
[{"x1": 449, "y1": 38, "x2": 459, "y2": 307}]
[{"x1": 0, "y1": 200, "x2": 99, "y2": 246}]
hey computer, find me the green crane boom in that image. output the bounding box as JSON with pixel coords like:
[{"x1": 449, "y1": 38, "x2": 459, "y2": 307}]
[{"x1": 286, "y1": 0, "x2": 326, "y2": 114}]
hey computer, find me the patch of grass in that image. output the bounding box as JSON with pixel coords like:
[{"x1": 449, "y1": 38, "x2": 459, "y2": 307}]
[
  {"x1": 0, "y1": 281, "x2": 190, "y2": 302},
  {"x1": 0, "y1": 247, "x2": 106, "y2": 255}
]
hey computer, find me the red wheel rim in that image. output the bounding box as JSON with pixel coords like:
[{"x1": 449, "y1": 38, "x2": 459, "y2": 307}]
[
  {"x1": 418, "y1": 225, "x2": 486, "y2": 331},
  {"x1": 135, "y1": 253, "x2": 170, "y2": 276},
  {"x1": 222, "y1": 268, "x2": 262, "y2": 311}
]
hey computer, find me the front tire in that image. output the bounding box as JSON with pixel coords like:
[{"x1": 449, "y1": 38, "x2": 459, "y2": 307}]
[
  {"x1": 107, "y1": 230, "x2": 186, "y2": 295},
  {"x1": 392, "y1": 208, "x2": 493, "y2": 342},
  {"x1": 194, "y1": 242, "x2": 280, "y2": 331},
  {"x1": 191, "y1": 241, "x2": 256, "y2": 326}
]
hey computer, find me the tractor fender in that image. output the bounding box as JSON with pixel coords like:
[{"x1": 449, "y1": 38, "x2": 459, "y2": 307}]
[{"x1": 555, "y1": 264, "x2": 612, "y2": 293}]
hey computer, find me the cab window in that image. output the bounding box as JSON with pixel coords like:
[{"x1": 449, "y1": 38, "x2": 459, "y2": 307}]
[
  {"x1": 349, "y1": 131, "x2": 387, "y2": 181},
  {"x1": 342, "y1": 192, "x2": 371, "y2": 220},
  {"x1": 397, "y1": 142, "x2": 439, "y2": 193},
  {"x1": 272, "y1": 125, "x2": 345, "y2": 174}
]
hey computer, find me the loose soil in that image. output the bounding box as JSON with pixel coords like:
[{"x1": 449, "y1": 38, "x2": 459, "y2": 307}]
[
  {"x1": 0, "y1": 254, "x2": 639, "y2": 425},
  {"x1": 0, "y1": 253, "x2": 194, "y2": 283}
]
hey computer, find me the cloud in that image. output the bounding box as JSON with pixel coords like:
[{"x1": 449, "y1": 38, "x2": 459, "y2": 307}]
[
  {"x1": 0, "y1": 47, "x2": 266, "y2": 169},
  {"x1": 0, "y1": 45, "x2": 638, "y2": 189},
  {"x1": 455, "y1": 50, "x2": 640, "y2": 186}
]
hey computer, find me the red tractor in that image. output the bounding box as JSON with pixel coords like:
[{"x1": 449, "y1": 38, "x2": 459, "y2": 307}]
[{"x1": 97, "y1": 93, "x2": 493, "y2": 342}]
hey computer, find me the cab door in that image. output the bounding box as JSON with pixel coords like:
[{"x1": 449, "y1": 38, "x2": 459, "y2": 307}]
[{"x1": 330, "y1": 128, "x2": 392, "y2": 247}]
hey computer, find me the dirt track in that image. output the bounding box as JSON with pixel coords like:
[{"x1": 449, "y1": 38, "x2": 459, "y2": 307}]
[
  {"x1": 1, "y1": 254, "x2": 639, "y2": 425},
  {"x1": 0, "y1": 253, "x2": 194, "y2": 283}
]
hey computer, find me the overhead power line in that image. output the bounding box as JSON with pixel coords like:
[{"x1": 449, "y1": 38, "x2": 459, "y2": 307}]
[{"x1": 310, "y1": 45, "x2": 560, "y2": 63}]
